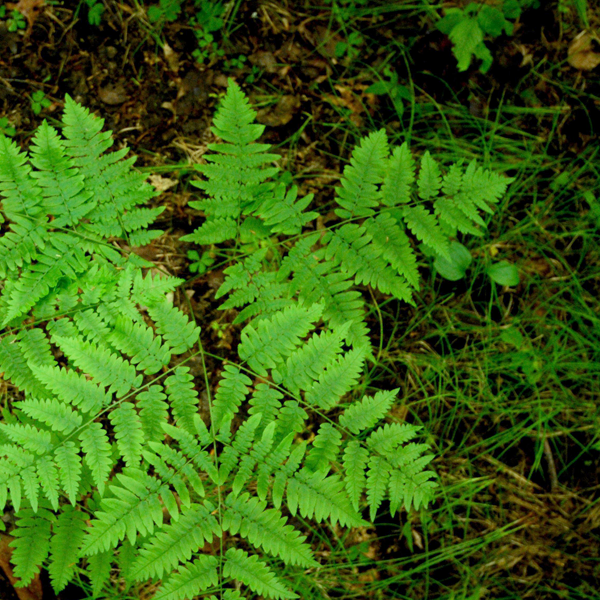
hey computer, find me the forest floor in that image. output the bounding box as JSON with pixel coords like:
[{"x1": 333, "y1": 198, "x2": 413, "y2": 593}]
[{"x1": 1, "y1": 0, "x2": 600, "y2": 599}]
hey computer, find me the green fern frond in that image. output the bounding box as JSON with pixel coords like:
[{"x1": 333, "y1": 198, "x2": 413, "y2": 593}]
[
  {"x1": 110, "y1": 316, "x2": 171, "y2": 374},
  {"x1": 36, "y1": 456, "x2": 60, "y2": 510},
  {"x1": 49, "y1": 505, "x2": 87, "y2": 592},
  {"x1": 109, "y1": 402, "x2": 144, "y2": 467},
  {"x1": 121, "y1": 206, "x2": 165, "y2": 233},
  {"x1": 273, "y1": 401, "x2": 307, "y2": 446},
  {"x1": 20, "y1": 466, "x2": 40, "y2": 513},
  {"x1": 238, "y1": 304, "x2": 323, "y2": 377},
  {"x1": 80, "y1": 469, "x2": 164, "y2": 555},
  {"x1": 1, "y1": 235, "x2": 88, "y2": 326},
  {"x1": 366, "y1": 455, "x2": 391, "y2": 521},
  {"x1": 165, "y1": 366, "x2": 200, "y2": 434},
  {"x1": 460, "y1": 159, "x2": 513, "y2": 212},
  {"x1": 163, "y1": 420, "x2": 218, "y2": 484},
  {"x1": 402, "y1": 205, "x2": 450, "y2": 260},
  {"x1": 304, "y1": 423, "x2": 342, "y2": 473},
  {"x1": 272, "y1": 326, "x2": 348, "y2": 394},
  {"x1": 147, "y1": 299, "x2": 200, "y2": 355},
  {"x1": 86, "y1": 551, "x2": 112, "y2": 597},
  {"x1": 219, "y1": 413, "x2": 262, "y2": 482},
  {"x1": 17, "y1": 398, "x2": 82, "y2": 434},
  {"x1": 0, "y1": 221, "x2": 47, "y2": 278},
  {"x1": 183, "y1": 217, "x2": 238, "y2": 244},
  {"x1": 248, "y1": 384, "x2": 283, "y2": 432},
  {"x1": 231, "y1": 427, "x2": 274, "y2": 496},
  {"x1": 137, "y1": 385, "x2": 169, "y2": 442},
  {"x1": 30, "y1": 120, "x2": 94, "y2": 228},
  {"x1": 54, "y1": 335, "x2": 142, "y2": 398},
  {"x1": 0, "y1": 135, "x2": 45, "y2": 224},
  {"x1": 154, "y1": 555, "x2": 219, "y2": 600},
  {"x1": 61, "y1": 96, "x2": 160, "y2": 242},
  {"x1": 303, "y1": 346, "x2": 367, "y2": 410},
  {"x1": 31, "y1": 363, "x2": 110, "y2": 413},
  {"x1": 442, "y1": 161, "x2": 463, "y2": 196},
  {"x1": 211, "y1": 80, "x2": 268, "y2": 146},
  {"x1": 73, "y1": 307, "x2": 113, "y2": 346},
  {"x1": 257, "y1": 432, "x2": 294, "y2": 502},
  {"x1": 367, "y1": 422, "x2": 422, "y2": 455},
  {"x1": 211, "y1": 364, "x2": 252, "y2": 430},
  {"x1": 224, "y1": 547, "x2": 298, "y2": 600},
  {"x1": 131, "y1": 269, "x2": 182, "y2": 306},
  {"x1": 364, "y1": 213, "x2": 419, "y2": 289},
  {"x1": 280, "y1": 237, "x2": 369, "y2": 348},
  {"x1": 182, "y1": 80, "x2": 280, "y2": 244},
  {"x1": 287, "y1": 468, "x2": 366, "y2": 528},
  {"x1": 10, "y1": 508, "x2": 53, "y2": 586},
  {"x1": 389, "y1": 467, "x2": 438, "y2": 515},
  {"x1": 339, "y1": 389, "x2": 397, "y2": 434},
  {"x1": 435, "y1": 196, "x2": 483, "y2": 237},
  {"x1": 54, "y1": 441, "x2": 82, "y2": 504},
  {"x1": 0, "y1": 81, "x2": 516, "y2": 598},
  {"x1": 335, "y1": 129, "x2": 388, "y2": 219},
  {"x1": 61, "y1": 95, "x2": 113, "y2": 162},
  {"x1": 129, "y1": 501, "x2": 220, "y2": 581},
  {"x1": 417, "y1": 151, "x2": 442, "y2": 200},
  {"x1": 79, "y1": 422, "x2": 113, "y2": 496},
  {"x1": 324, "y1": 224, "x2": 412, "y2": 301},
  {"x1": 0, "y1": 335, "x2": 53, "y2": 397},
  {"x1": 1, "y1": 423, "x2": 53, "y2": 455},
  {"x1": 223, "y1": 492, "x2": 318, "y2": 568},
  {"x1": 342, "y1": 440, "x2": 369, "y2": 511},
  {"x1": 258, "y1": 184, "x2": 317, "y2": 234},
  {"x1": 18, "y1": 329, "x2": 54, "y2": 369},
  {"x1": 216, "y1": 248, "x2": 268, "y2": 300},
  {"x1": 381, "y1": 142, "x2": 415, "y2": 206}
]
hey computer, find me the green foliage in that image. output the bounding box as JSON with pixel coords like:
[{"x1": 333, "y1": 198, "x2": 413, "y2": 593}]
[
  {"x1": 84, "y1": 0, "x2": 104, "y2": 25},
  {"x1": 6, "y1": 8, "x2": 26, "y2": 32},
  {"x1": 30, "y1": 91, "x2": 52, "y2": 115},
  {"x1": 486, "y1": 260, "x2": 520, "y2": 286},
  {"x1": 437, "y1": 1, "x2": 540, "y2": 72},
  {"x1": 148, "y1": 0, "x2": 185, "y2": 22},
  {"x1": 335, "y1": 31, "x2": 364, "y2": 61},
  {"x1": 0, "y1": 117, "x2": 16, "y2": 138},
  {"x1": 146, "y1": 0, "x2": 225, "y2": 64},
  {"x1": 432, "y1": 240, "x2": 521, "y2": 287},
  {"x1": 366, "y1": 65, "x2": 412, "y2": 117},
  {"x1": 0, "y1": 81, "x2": 513, "y2": 599}
]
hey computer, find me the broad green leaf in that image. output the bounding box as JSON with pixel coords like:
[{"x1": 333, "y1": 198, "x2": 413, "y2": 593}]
[
  {"x1": 434, "y1": 241, "x2": 472, "y2": 281},
  {"x1": 449, "y1": 18, "x2": 483, "y2": 71},
  {"x1": 486, "y1": 260, "x2": 520, "y2": 286}
]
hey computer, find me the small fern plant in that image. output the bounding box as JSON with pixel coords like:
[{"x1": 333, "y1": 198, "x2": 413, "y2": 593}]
[{"x1": 0, "y1": 82, "x2": 511, "y2": 600}]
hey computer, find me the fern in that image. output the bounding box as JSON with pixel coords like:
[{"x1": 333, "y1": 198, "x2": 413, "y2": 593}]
[
  {"x1": 223, "y1": 548, "x2": 298, "y2": 600},
  {"x1": 49, "y1": 505, "x2": 87, "y2": 592},
  {"x1": 0, "y1": 80, "x2": 513, "y2": 598},
  {"x1": 9, "y1": 508, "x2": 53, "y2": 586}
]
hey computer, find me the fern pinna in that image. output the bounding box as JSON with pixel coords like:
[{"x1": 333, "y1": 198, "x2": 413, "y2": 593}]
[{"x1": 0, "y1": 82, "x2": 510, "y2": 599}]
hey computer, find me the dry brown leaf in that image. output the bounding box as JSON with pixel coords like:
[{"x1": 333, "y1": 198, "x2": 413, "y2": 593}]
[
  {"x1": 325, "y1": 85, "x2": 365, "y2": 126},
  {"x1": 0, "y1": 534, "x2": 43, "y2": 600},
  {"x1": 98, "y1": 83, "x2": 128, "y2": 105},
  {"x1": 568, "y1": 31, "x2": 600, "y2": 71},
  {"x1": 162, "y1": 42, "x2": 179, "y2": 73},
  {"x1": 148, "y1": 174, "x2": 178, "y2": 192},
  {"x1": 248, "y1": 51, "x2": 278, "y2": 73},
  {"x1": 256, "y1": 95, "x2": 300, "y2": 127}
]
